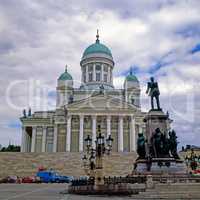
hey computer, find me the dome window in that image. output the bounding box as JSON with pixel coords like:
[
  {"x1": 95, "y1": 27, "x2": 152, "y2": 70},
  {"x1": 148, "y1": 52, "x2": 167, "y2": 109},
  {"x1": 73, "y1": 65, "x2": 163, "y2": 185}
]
[
  {"x1": 96, "y1": 73, "x2": 101, "y2": 81},
  {"x1": 104, "y1": 65, "x2": 108, "y2": 72},
  {"x1": 96, "y1": 64, "x2": 101, "y2": 71},
  {"x1": 104, "y1": 74, "x2": 108, "y2": 82},
  {"x1": 89, "y1": 73, "x2": 93, "y2": 82},
  {"x1": 88, "y1": 64, "x2": 93, "y2": 72}
]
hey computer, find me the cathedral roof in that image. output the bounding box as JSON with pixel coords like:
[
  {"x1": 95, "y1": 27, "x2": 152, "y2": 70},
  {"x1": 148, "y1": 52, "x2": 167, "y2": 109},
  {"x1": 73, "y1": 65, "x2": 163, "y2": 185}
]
[
  {"x1": 58, "y1": 65, "x2": 73, "y2": 81},
  {"x1": 126, "y1": 69, "x2": 139, "y2": 82},
  {"x1": 82, "y1": 30, "x2": 112, "y2": 59},
  {"x1": 126, "y1": 74, "x2": 139, "y2": 82}
]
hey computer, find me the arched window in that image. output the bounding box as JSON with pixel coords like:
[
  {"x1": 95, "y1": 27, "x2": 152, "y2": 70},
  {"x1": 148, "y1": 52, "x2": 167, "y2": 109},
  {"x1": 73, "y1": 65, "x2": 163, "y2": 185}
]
[
  {"x1": 89, "y1": 73, "x2": 93, "y2": 82},
  {"x1": 96, "y1": 73, "x2": 100, "y2": 81}
]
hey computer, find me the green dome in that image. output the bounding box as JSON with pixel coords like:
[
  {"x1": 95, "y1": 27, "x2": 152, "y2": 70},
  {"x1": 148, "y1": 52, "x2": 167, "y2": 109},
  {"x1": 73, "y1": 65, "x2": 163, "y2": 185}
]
[
  {"x1": 82, "y1": 40, "x2": 112, "y2": 58},
  {"x1": 126, "y1": 74, "x2": 139, "y2": 82},
  {"x1": 58, "y1": 66, "x2": 73, "y2": 81}
]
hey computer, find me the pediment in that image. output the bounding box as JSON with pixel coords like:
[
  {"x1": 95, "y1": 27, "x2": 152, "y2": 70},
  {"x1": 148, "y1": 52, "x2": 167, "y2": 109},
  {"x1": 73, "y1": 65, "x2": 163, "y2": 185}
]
[{"x1": 67, "y1": 94, "x2": 137, "y2": 112}]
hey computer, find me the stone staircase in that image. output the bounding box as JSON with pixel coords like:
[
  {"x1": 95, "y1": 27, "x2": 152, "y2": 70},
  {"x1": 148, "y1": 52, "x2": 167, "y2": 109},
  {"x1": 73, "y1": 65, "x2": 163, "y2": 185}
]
[
  {"x1": 132, "y1": 183, "x2": 200, "y2": 199},
  {"x1": 0, "y1": 152, "x2": 137, "y2": 178}
]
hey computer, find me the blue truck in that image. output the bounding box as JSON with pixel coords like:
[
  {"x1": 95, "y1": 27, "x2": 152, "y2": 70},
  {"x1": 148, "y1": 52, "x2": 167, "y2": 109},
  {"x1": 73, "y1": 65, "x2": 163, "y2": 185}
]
[{"x1": 36, "y1": 170, "x2": 73, "y2": 183}]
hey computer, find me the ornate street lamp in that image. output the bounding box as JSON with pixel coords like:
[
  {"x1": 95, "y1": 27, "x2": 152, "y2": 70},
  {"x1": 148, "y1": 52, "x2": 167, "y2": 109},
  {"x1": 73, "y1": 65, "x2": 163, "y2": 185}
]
[
  {"x1": 106, "y1": 135, "x2": 113, "y2": 154},
  {"x1": 85, "y1": 135, "x2": 92, "y2": 153},
  {"x1": 82, "y1": 125, "x2": 113, "y2": 185}
]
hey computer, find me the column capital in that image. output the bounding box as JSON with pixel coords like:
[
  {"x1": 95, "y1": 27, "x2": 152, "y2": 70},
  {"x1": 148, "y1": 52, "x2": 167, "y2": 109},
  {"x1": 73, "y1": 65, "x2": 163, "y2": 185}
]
[
  {"x1": 130, "y1": 115, "x2": 135, "y2": 120},
  {"x1": 119, "y1": 115, "x2": 124, "y2": 119},
  {"x1": 92, "y1": 115, "x2": 97, "y2": 119},
  {"x1": 79, "y1": 114, "x2": 84, "y2": 119},
  {"x1": 67, "y1": 115, "x2": 72, "y2": 120},
  {"x1": 107, "y1": 115, "x2": 111, "y2": 120}
]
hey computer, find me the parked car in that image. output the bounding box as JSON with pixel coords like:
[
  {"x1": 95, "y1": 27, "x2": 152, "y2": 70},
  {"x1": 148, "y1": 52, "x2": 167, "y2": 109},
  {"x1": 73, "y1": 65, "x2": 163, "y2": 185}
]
[
  {"x1": 0, "y1": 176, "x2": 18, "y2": 183},
  {"x1": 36, "y1": 170, "x2": 73, "y2": 183},
  {"x1": 22, "y1": 176, "x2": 41, "y2": 183}
]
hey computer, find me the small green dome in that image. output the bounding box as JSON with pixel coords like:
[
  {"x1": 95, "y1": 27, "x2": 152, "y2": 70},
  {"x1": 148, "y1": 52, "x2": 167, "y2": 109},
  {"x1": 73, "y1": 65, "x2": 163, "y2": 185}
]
[
  {"x1": 58, "y1": 66, "x2": 73, "y2": 81},
  {"x1": 126, "y1": 74, "x2": 139, "y2": 82},
  {"x1": 82, "y1": 39, "x2": 112, "y2": 58}
]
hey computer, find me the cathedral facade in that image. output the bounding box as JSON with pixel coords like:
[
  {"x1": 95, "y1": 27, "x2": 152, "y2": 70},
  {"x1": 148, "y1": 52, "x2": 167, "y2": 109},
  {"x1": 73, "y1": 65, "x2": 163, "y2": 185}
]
[{"x1": 20, "y1": 33, "x2": 146, "y2": 153}]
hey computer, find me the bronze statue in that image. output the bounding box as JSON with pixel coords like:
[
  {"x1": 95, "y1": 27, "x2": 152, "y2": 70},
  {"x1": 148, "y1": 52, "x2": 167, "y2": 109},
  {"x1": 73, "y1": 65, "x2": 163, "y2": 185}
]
[
  {"x1": 149, "y1": 128, "x2": 179, "y2": 159},
  {"x1": 169, "y1": 130, "x2": 179, "y2": 159},
  {"x1": 28, "y1": 108, "x2": 31, "y2": 117},
  {"x1": 23, "y1": 109, "x2": 26, "y2": 118},
  {"x1": 151, "y1": 128, "x2": 162, "y2": 157},
  {"x1": 99, "y1": 84, "x2": 105, "y2": 94},
  {"x1": 151, "y1": 128, "x2": 170, "y2": 158},
  {"x1": 146, "y1": 77, "x2": 161, "y2": 110},
  {"x1": 137, "y1": 133, "x2": 146, "y2": 159}
]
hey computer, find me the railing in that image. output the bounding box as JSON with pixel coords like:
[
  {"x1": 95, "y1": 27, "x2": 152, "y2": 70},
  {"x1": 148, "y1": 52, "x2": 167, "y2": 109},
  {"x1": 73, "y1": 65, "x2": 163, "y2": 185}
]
[
  {"x1": 71, "y1": 175, "x2": 200, "y2": 186},
  {"x1": 71, "y1": 176, "x2": 146, "y2": 186},
  {"x1": 104, "y1": 176, "x2": 147, "y2": 185},
  {"x1": 71, "y1": 177, "x2": 95, "y2": 186},
  {"x1": 153, "y1": 175, "x2": 200, "y2": 183}
]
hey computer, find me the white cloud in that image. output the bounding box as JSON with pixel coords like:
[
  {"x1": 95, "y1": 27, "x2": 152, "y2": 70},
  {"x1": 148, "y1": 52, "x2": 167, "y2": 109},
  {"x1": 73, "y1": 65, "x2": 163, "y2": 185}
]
[{"x1": 0, "y1": 0, "x2": 200, "y2": 146}]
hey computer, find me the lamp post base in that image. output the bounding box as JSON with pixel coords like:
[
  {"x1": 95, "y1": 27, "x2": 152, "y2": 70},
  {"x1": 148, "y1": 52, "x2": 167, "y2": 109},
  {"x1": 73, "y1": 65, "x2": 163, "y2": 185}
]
[{"x1": 68, "y1": 183, "x2": 144, "y2": 195}]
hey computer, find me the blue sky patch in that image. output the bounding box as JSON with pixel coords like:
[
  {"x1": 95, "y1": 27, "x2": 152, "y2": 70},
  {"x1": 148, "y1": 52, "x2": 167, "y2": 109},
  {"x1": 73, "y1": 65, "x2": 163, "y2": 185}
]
[
  {"x1": 8, "y1": 121, "x2": 21, "y2": 129},
  {"x1": 190, "y1": 43, "x2": 200, "y2": 54}
]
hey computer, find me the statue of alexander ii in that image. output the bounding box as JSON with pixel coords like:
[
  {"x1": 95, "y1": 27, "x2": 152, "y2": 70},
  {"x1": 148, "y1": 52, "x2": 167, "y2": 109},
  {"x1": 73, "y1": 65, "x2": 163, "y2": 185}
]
[{"x1": 146, "y1": 77, "x2": 161, "y2": 110}]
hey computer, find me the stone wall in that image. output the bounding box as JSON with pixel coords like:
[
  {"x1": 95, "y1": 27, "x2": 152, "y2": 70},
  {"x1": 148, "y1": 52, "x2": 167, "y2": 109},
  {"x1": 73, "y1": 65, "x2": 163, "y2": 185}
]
[{"x1": 0, "y1": 152, "x2": 137, "y2": 178}]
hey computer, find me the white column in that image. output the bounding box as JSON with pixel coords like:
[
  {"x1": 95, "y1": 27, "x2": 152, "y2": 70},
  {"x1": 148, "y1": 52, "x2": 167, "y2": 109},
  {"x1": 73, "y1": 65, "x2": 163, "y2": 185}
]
[
  {"x1": 79, "y1": 115, "x2": 84, "y2": 152},
  {"x1": 92, "y1": 115, "x2": 97, "y2": 148},
  {"x1": 66, "y1": 115, "x2": 72, "y2": 152},
  {"x1": 107, "y1": 116, "x2": 111, "y2": 137},
  {"x1": 31, "y1": 127, "x2": 36, "y2": 153},
  {"x1": 42, "y1": 126, "x2": 47, "y2": 152},
  {"x1": 101, "y1": 64, "x2": 104, "y2": 81},
  {"x1": 86, "y1": 65, "x2": 88, "y2": 82},
  {"x1": 108, "y1": 66, "x2": 111, "y2": 83},
  {"x1": 118, "y1": 116, "x2": 124, "y2": 152},
  {"x1": 110, "y1": 67, "x2": 113, "y2": 84},
  {"x1": 21, "y1": 127, "x2": 25, "y2": 152},
  {"x1": 139, "y1": 126, "x2": 143, "y2": 134},
  {"x1": 53, "y1": 125, "x2": 58, "y2": 152},
  {"x1": 130, "y1": 115, "x2": 136, "y2": 152},
  {"x1": 93, "y1": 64, "x2": 96, "y2": 81},
  {"x1": 25, "y1": 133, "x2": 29, "y2": 152},
  {"x1": 27, "y1": 134, "x2": 31, "y2": 152}
]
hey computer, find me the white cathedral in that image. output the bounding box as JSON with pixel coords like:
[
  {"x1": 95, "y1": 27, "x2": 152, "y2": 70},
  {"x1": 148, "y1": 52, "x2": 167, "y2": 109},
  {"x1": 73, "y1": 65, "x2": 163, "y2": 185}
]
[{"x1": 20, "y1": 32, "x2": 146, "y2": 153}]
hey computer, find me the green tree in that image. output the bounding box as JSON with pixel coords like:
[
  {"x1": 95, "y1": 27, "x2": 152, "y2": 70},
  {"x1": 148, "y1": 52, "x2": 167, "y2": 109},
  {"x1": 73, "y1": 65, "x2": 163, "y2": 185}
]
[{"x1": 0, "y1": 145, "x2": 20, "y2": 152}]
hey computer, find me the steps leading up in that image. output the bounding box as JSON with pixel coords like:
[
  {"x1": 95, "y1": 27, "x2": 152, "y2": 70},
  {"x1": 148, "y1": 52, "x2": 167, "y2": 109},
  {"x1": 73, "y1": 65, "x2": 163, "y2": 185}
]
[
  {"x1": 132, "y1": 183, "x2": 200, "y2": 199},
  {"x1": 0, "y1": 152, "x2": 137, "y2": 178}
]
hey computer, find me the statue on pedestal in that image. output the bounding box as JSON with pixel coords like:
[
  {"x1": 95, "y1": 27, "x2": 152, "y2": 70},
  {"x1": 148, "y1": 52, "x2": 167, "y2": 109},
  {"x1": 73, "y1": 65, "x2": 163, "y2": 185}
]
[
  {"x1": 151, "y1": 128, "x2": 170, "y2": 158},
  {"x1": 133, "y1": 77, "x2": 186, "y2": 174},
  {"x1": 23, "y1": 109, "x2": 26, "y2": 118},
  {"x1": 137, "y1": 133, "x2": 146, "y2": 159},
  {"x1": 146, "y1": 77, "x2": 161, "y2": 110},
  {"x1": 169, "y1": 130, "x2": 179, "y2": 159}
]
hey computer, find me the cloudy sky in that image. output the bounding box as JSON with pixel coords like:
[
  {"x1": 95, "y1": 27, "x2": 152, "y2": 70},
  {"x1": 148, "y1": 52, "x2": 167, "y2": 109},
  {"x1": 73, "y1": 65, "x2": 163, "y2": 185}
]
[{"x1": 0, "y1": 0, "x2": 200, "y2": 148}]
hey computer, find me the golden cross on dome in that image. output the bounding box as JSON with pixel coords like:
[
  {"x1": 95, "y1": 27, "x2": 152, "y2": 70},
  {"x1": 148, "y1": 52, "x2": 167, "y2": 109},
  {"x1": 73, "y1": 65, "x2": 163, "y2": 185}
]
[
  {"x1": 96, "y1": 29, "x2": 100, "y2": 42},
  {"x1": 65, "y1": 64, "x2": 68, "y2": 72}
]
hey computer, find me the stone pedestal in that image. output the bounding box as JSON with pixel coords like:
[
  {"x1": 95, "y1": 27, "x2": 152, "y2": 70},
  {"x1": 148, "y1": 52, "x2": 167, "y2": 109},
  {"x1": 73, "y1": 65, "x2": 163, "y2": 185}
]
[
  {"x1": 134, "y1": 109, "x2": 187, "y2": 175},
  {"x1": 135, "y1": 158, "x2": 187, "y2": 175},
  {"x1": 144, "y1": 109, "x2": 171, "y2": 144}
]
